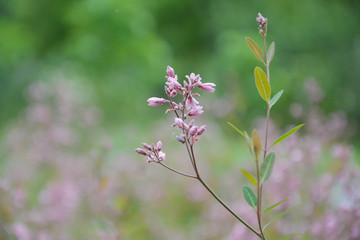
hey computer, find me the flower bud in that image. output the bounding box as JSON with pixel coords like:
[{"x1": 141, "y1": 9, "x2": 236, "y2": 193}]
[
  {"x1": 198, "y1": 82, "x2": 216, "y2": 93},
  {"x1": 188, "y1": 105, "x2": 204, "y2": 116},
  {"x1": 158, "y1": 151, "x2": 166, "y2": 161},
  {"x1": 170, "y1": 90, "x2": 177, "y2": 98},
  {"x1": 142, "y1": 143, "x2": 152, "y2": 151},
  {"x1": 166, "y1": 66, "x2": 175, "y2": 78},
  {"x1": 135, "y1": 148, "x2": 147, "y2": 156},
  {"x1": 157, "y1": 140, "x2": 162, "y2": 151},
  {"x1": 173, "y1": 118, "x2": 184, "y2": 128},
  {"x1": 176, "y1": 136, "x2": 186, "y2": 144},
  {"x1": 147, "y1": 97, "x2": 166, "y2": 106},
  {"x1": 189, "y1": 126, "x2": 198, "y2": 136},
  {"x1": 198, "y1": 125, "x2": 206, "y2": 135}
]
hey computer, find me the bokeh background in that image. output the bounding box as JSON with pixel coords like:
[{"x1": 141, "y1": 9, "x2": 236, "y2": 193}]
[{"x1": 0, "y1": 0, "x2": 360, "y2": 239}]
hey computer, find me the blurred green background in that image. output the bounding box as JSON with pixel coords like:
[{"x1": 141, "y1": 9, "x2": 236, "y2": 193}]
[
  {"x1": 1, "y1": 0, "x2": 360, "y2": 239},
  {"x1": 1, "y1": 0, "x2": 359, "y2": 134}
]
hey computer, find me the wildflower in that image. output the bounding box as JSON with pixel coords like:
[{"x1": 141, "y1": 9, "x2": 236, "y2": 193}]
[
  {"x1": 198, "y1": 125, "x2": 206, "y2": 135},
  {"x1": 147, "y1": 97, "x2": 167, "y2": 106},
  {"x1": 188, "y1": 105, "x2": 204, "y2": 116},
  {"x1": 198, "y1": 82, "x2": 216, "y2": 93},
  {"x1": 135, "y1": 141, "x2": 166, "y2": 163},
  {"x1": 256, "y1": 12, "x2": 267, "y2": 34},
  {"x1": 135, "y1": 148, "x2": 147, "y2": 156}
]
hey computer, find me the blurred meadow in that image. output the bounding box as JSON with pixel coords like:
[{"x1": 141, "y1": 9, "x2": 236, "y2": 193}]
[{"x1": 0, "y1": 0, "x2": 360, "y2": 239}]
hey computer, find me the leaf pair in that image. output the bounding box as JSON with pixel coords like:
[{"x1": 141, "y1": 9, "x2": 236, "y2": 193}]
[
  {"x1": 254, "y1": 68, "x2": 285, "y2": 108},
  {"x1": 245, "y1": 37, "x2": 275, "y2": 65}
]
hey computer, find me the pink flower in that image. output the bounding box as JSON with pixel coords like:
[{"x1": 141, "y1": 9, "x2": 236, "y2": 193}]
[
  {"x1": 158, "y1": 151, "x2": 166, "y2": 161},
  {"x1": 142, "y1": 143, "x2": 152, "y2": 151},
  {"x1": 198, "y1": 125, "x2": 206, "y2": 135},
  {"x1": 186, "y1": 73, "x2": 201, "y2": 85},
  {"x1": 189, "y1": 126, "x2": 198, "y2": 136},
  {"x1": 198, "y1": 83, "x2": 216, "y2": 93},
  {"x1": 173, "y1": 118, "x2": 184, "y2": 128},
  {"x1": 186, "y1": 95, "x2": 199, "y2": 110},
  {"x1": 135, "y1": 148, "x2": 147, "y2": 156},
  {"x1": 156, "y1": 141, "x2": 162, "y2": 151},
  {"x1": 166, "y1": 66, "x2": 175, "y2": 78},
  {"x1": 166, "y1": 77, "x2": 182, "y2": 90},
  {"x1": 188, "y1": 105, "x2": 204, "y2": 116},
  {"x1": 170, "y1": 90, "x2": 177, "y2": 98},
  {"x1": 256, "y1": 13, "x2": 267, "y2": 31},
  {"x1": 147, "y1": 97, "x2": 166, "y2": 106}
]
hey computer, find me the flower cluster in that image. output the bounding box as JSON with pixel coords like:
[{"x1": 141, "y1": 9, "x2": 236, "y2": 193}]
[
  {"x1": 173, "y1": 118, "x2": 206, "y2": 145},
  {"x1": 136, "y1": 66, "x2": 216, "y2": 161},
  {"x1": 256, "y1": 13, "x2": 267, "y2": 34},
  {"x1": 135, "y1": 141, "x2": 166, "y2": 163}
]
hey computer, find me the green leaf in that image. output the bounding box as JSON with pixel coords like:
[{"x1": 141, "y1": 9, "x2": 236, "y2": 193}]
[
  {"x1": 264, "y1": 205, "x2": 297, "y2": 230},
  {"x1": 260, "y1": 152, "x2": 275, "y2": 183},
  {"x1": 254, "y1": 67, "x2": 271, "y2": 102},
  {"x1": 267, "y1": 41, "x2": 275, "y2": 64},
  {"x1": 272, "y1": 124, "x2": 304, "y2": 147},
  {"x1": 264, "y1": 199, "x2": 289, "y2": 213},
  {"x1": 242, "y1": 186, "x2": 257, "y2": 207},
  {"x1": 278, "y1": 233, "x2": 303, "y2": 240},
  {"x1": 227, "y1": 122, "x2": 253, "y2": 155},
  {"x1": 245, "y1": 37, "x2": 264, "y2": 63},
  {"x1": 269, "y1": 90, "x2": 284, "y2": 108},
  {"x1": 244, "y1": 131, "x2": 253, "y2": 155},
  {"x1": 252, "y1": 129, "x2": 262, "y2": 158},
  {"x1": 240, "y1": 169, "x2": 257, "y2": 187},
  {"x1": 227, "y1": 122, "x2": 246, "y2": 138}
]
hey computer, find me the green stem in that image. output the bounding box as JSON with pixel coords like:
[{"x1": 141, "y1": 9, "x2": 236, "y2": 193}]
[{"x1": 197, "y1": 177, "x2": 262, "y2": 239}]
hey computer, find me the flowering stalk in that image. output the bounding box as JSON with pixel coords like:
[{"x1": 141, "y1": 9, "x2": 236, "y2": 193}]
[{"x1": 136, "y1": 13, "x2": 303, "y2": 240}]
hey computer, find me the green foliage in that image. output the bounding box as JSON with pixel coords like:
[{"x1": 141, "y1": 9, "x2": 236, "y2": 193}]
[
  {"x1": 227, "y1": 122, "x2": 253, "y2": 154},
  {"x1": 252, "y1": 129, "x2": 262, "y2": 158},
  {"x1": 254, "y1": 67, "x2": 271, "y2": 103},
  {"x1": 270, "y1": 90, "x2": 284, "y2": 108},
  {"x1": 0, "y1": 0, "x2": 360, "y2": 130},
  {"x1": 272, "y1": 124, "x2": 305, "y2": 147},
  {"x1": 264, "y1": 205, "x2": 297, "y2": 230},
  {"x1": 240, "y1": 168, "x2": 257, "y2": 186},
  {"x1": 264, "y1": 199, "x2": 288, "y2": 213},
  {"x1": 227, "y1": 122, "x2": 246, "y2": 138},
  {"x1": 242, "y1": 186, "x2": 257, "y2": 207},
  {"x1": 278, "y1": 233, "x2": 303, "y2": 240},
  {"x1": 260, "y1": 152, "x2": 275, "y2": 183},
  {"x1": 267, "y1": 41, "x2": 275, "y2": 64},
  {"x1": 245, "y1": 37, "x2": 264, "y2": 63}
]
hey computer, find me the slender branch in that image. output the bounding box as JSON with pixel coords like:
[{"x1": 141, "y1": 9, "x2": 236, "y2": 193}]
[
  {"x1": 263, "y1": 33, "x2": 270, "y2": 83},
  {"x1": 190, "y1": 145, "x2": 199, "y2": 177},
  {"x1": 158, "y1": 162, "x2": 197, "y2": 179},
  {"x1": 197, "y1": 176, "x2": 262, "y2": 238},
  {"x1": 255, "y1": 154, "x2": 265, "y2": 239}
]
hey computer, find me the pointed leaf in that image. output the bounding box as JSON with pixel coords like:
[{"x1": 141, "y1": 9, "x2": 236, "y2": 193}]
[
  {"x1": 254, "y1": 67, "x2": 271, "y2": 102},
  {"x1": 245, "y1": 37, "x2": 264, "y2": 63},
  {"x1": 264, "y1": 205, "x2": 297, "y2": 230},
  {"x1": 242, "y1": 186, "x2": 257, "y2": 207},
  {"x1": 267, "y1": 41, "x2": 275, "y2": 64},
  {"x1": 227, "y1": 122, "x2": 253, "y2": 155},
  {"x1": 227, "y1": 122, "x2": 246, "y2": 138},
  {"x1": 270, "y1": 90, "x2": 284, "y2": 108},
  {"x1": 278, "y1": 233, "x2": 303, "y2": 240},
  {"x1": 252, "y1": 129, "x2": 262, "y2": 158},
  {"x1": 244, "y1": 131, "x2": 253, "y2": 155},
  {"x1": 260, "y1": 152, "x2": 275, "y2": 183},
  {"x1": 240, "y1": 169, "x2": 257, "y2": 187},
  {"x1": 264, "y1": 199, "x2": 289, "y2": 213},
  {"x1": 272, "y1": 124, "x2": 304, "y2": 147}
]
